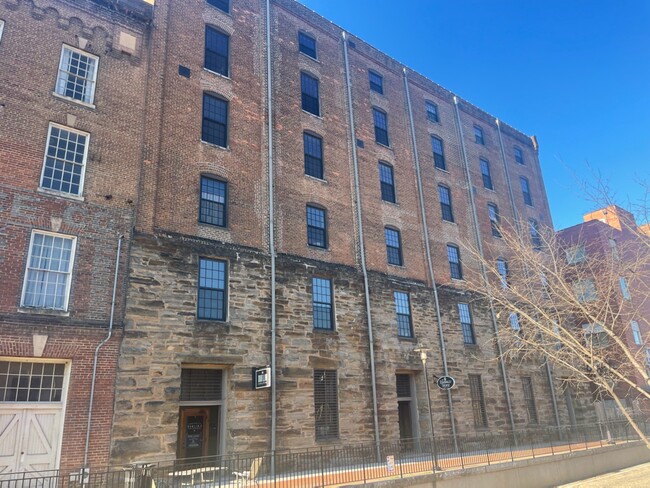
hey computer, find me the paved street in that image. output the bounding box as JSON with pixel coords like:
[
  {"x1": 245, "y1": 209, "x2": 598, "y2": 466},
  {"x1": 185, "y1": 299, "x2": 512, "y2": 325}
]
[{"x1": 558, "y1": 462, "x2": 650, "y2": 487}]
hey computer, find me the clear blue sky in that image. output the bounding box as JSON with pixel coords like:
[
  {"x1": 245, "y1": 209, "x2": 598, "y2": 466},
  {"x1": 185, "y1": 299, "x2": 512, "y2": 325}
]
[{"x1": 299, "y1": 0, "x2": 650, "y2": 230}]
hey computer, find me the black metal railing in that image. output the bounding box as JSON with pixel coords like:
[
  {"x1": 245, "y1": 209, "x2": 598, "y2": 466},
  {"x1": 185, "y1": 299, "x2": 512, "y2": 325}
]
[{"x1": 2, "y1": 419, "x2": 648, "y2": 488}]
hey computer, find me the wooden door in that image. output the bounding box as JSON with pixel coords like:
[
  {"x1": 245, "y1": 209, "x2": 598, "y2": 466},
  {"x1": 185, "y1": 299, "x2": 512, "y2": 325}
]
[{"x1": 179, "y1": 408, "x2": 210, "y2": 459}]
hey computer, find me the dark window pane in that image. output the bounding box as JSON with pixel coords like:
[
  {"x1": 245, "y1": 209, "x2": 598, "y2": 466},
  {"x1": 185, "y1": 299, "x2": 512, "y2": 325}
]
[
  {"x1": 529, "y1": 219, "x2": 541, "y2": 250},
  {"x1": 394, "y1": 291, "x2": 412, "y2": 338},
  {"x1": 197, "y1": 258, "x2": 227, "y2": 320},
  {"x1": 379, "y1": 163, "x2": 395, "y2": 203},
  {"x1": 314, "y1": 370, "x2": 339, "y2": 440},
  {"x1": 307, "y1": 206, "x2": 327, "y2": 248},
  {"x1": 469, "y1": 374, "x2": 488, "y2": 428},
  {"x1": 432, "y1": 136, "x2": 445, "y2": 170},
  {"x1": 369, "y1": 71, "x2": 383, "y2": 94},
  {"x1": 385, "y1": 228, "x2": 402, "y2": 266},
  {"x1": 480, "y1": 158, "x2": 493, "y2": 190},
  {"x1": 474, "y1": 126, "x2": 484, "y2": 145},
  {"x1": 447, "y1": 245, "x2": 462, "y2": 279},
  {"x1": 373, "y1": 109, "x2": 389, "y2": 146},
  {"x1": 458, "y1": 303, "x2": 475, "y2": 344},
  {"x1": 202, "y1": 93, "x2": 228, "y2": 147},
  {"x1": 488, "y1": 204, "x2": 501, "y2": 238},
  {"x1": 312, "y1": 277, "x2": 333, "y2": 330},
  {"x1": 521, "y1": 177, "x2": 533, "y2": 206},
  {"x1": 205, "y1": 27, "x2": 229, "y2": 76},
  {"x1": 304, "y1": 133, "x2": 323, "y2": 179},
  {"x1": 199, "y1": 176, "x2": 227, "y2": 227},
  {"x1": 298, "y1": 32, "x2": 317, "y2": 59},
  {"x1": 301, "y1": 72, "x2": 320, "y2": 116},
  {"x1": 439, "y1": 185, "x2": 454, "y2": 222},
  {"x1": 426, "y1": 102, "x2": 439, "y2": 123},
  {"x1": 514, "y1": 147, "x2": 524, "y2": 164},
  {"x1": 522, "y1": 377, "x2": 539, "y2": 424},
  {"x1": 207, "y1": 0, "x2": 229, "y2": 13}
]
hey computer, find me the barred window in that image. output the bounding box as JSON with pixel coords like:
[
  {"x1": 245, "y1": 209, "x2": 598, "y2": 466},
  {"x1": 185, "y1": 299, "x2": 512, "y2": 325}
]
[
  {"x1": 55, "y1": 45, "x2": 98, "y2": 105},
  {"x1": 379, "y1": 162, "x2": 396, "y2": 203},
  {"x1": 304, "y1": 133, "x2": 323, "y2": 179},
  {"x1": 488, "y1": 203, "x2": 501, "y2": 238},
  {"x1": 314, "y1": 370, "x2": 339, "y2": 441},
  {"x1": 447, "y1": 244, "x2": 462, "y2": 280},
  {"x1": 394, "y1": 291, "x2": 413, "y2": 338},
  {"x1": 458, "y1": 303, "x2": 475, "y2": 345},
  {"x1": 385, "y1": 227, "x2": 403, "y2": 266},
  {"x1": 632, "y1": 321, "x2": 642, "y2": 346},
  {"x1": 368, "y1": 70, "x2": 384, "y2": 94},
  {"x1": 474, "y1": 125, "x2": 484, "y2": 145},
  {"x1": 202, "y1": 93, "x2": 228, "y2": 147},
  {"x1": 396, "y1": 374, "x2": 412, "y2": 398},
  {"x1": 514, "y1": 146, "x2": 524, "y2": 165},
  {"x1": 207, "y1": 0, "x2": 229, "y2": 13},
  {"x1": 438, "y1": 185, "x2": 454, "y2": 222},
  {"x1": 522, "y1": 377, "x2": 538, "y2": 424},
  {"x1": 469, "y1": 374, "x2": 488, "y2": 428},
  {"x1": 426, "y1": 101, "x2": 439, "y2": 123},
  {"x1": 298, "y1": 32, "x2": 317, "y2": 59},
  {"x1": 520, "y1": 177, "x2": 533, "y2": 206},
  {"x1": 0, "y1": 361, "x2": 66, "y2": 403},
  {"x1": 373, "y1": 108, "x2": 389, "y2": 146},
  {"x1": 199, "y1": 176, "x2": 227, "y2": 227},
  {"x1": 312, "y1": 277, "x2": 333, "y2": 330},
  {"x1": 21, "y1": 231, "x2": 76, "y2": 311},
  {"x1": 431, "y1": 136, "x2": 445, "y2": 170},
  {"x1": 40, "y1": 124, "x2": 89, "y2": 196},
  {"x1": 307, "y1": 205, "x2": 327, "y2": 248},
  {"x1": 180, "y1": 368, "x2": 223, "y2": 402},
  {"x1": 480, "y1": 158, "x2": 493, "y2": 190},
  {"x1": 301, "y1": 72, "x2": 320, "y2": 116},
  {"x1": 197, "y1": 258, "x2": 227, "y2": 321},
  {"x1": 205, "y1": 26, "x2": 229, "y2": 76},
  {"x1": 496, "y1": 258, "x2": 508, "y2": 289}
]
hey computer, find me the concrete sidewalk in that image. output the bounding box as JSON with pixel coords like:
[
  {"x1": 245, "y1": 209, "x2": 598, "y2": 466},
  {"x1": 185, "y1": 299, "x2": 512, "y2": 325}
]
[{"x1": 557, "y1": 461, "x2": 650, "y2": 487}]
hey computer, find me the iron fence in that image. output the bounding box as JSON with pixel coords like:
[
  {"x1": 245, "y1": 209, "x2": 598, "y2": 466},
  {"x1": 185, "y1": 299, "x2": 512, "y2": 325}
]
[{"x1": 2, "y1": 419, "x2": 648, "y2": 488}]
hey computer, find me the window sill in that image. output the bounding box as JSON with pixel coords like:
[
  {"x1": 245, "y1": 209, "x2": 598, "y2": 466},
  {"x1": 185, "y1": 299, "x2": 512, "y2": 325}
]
[
  {"x1": 37, "y1": 187, "x2": 85, "y2": 202},
  {"x1": 200, "y1": 140, "x2": 230, "y2": 151},
  {"x1": 381, "y1": 200, "x2": 399, "y2": 207},
  {"x1": 464, "y1": 343, "x2": 480, "y2": 349},
  {"x1": 442, "y1": 219, "x2": 456, "y2": 225},
  {"x1": 451, "y1": 277, "x2": 465, "y2": 283},
  {"x1": 299, "y1": 52, "x2": 320, "y2": 63},
  {"x1": 198, "y1": 221, "x2": 230, "y2": 231},
  {"x1": 375, "y1": 141, "x2": 392, "y2": 150},
  {"x1": 52, "y1": 92, "x2": 96, "y2": 109},
  {"x1": 387, "y1": 263, "x2": 405, "y2": 269},
  {"x1": 434, "y1": 166, "x2": 449, "y2": 173},
  {"x1": 313, "y1": 328, "x2": 338, "y2": 336},
  {"x1": 203, "y1": 67, "x2": 231, "y2": 80},
  {"x1": 302, "y1": 110, "x2": 323, "y2": 120},
  {"x1": 17, "y1": 307, "x2": 70, "y2": 317},
  {"x1": 398, "y1": 336, "x2": 417, "y2": 343},
  {"x1": 427, "y1": 119, "x2": 441, "y2": 125},
  {"x1": 305, "y1": 175, "x2": 328, "y2": 184},
  {"x1": 484, "y1": 187, "x2": 496, "y2": 193}
]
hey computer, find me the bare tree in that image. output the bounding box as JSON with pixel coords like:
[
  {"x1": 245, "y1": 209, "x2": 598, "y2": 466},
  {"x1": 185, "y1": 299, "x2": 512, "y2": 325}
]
[{"x1": 462, "y1": 203, "x2": 650, "y2": 449}]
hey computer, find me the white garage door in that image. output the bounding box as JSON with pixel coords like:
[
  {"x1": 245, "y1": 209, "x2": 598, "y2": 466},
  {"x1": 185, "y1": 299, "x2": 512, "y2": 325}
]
[{"x1": 0, "y1": 361, "x2": 67, "y2": 478}]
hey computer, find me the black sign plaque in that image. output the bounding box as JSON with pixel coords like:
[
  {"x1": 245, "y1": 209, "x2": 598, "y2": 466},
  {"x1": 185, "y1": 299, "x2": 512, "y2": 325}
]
[{"x1": 436, "y1": 376, "x2": 456, "y2": 390}]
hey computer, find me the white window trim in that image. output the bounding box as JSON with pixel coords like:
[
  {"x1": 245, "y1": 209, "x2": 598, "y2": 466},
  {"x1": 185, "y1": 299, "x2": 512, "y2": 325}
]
[
  {"x1": 39, "y1": 123, "x2": 90, "y2": 198},
  {"x1": 20, "y1": 230, "x2": 77, "y2": 312},
  {"x1": 54, "y1": 44, "x2": 99, "y2": 106}
]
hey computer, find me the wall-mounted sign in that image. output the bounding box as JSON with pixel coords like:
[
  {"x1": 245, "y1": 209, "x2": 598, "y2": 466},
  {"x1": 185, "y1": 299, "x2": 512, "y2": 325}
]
[
  {"x1": 252, "y1": 366, "x2": 271, "y2": 389},
  {"x1": 437, "y1": 376, "x2": 456, "y2": 390}
]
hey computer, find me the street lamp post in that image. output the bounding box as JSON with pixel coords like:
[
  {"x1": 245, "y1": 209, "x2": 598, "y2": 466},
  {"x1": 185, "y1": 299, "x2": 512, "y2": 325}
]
[{"x1": 414, "y1": 345, "x2": 438, "y2": 471}]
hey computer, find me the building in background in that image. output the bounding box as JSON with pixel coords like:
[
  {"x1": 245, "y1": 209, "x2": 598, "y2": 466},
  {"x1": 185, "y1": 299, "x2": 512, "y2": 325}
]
[
  {"x1": 557, "y1": 206, "x2": 650, "y2": 421},
  {"x1": 0, "y1": 0, "x2": 152, "y2": 473},
  {"x1": 0, "y1": 0, "x2": 598, "y2": 471}
]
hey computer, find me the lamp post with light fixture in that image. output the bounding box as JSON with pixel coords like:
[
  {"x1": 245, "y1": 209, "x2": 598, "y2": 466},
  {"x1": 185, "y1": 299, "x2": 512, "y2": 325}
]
[{"x1": 414, "y1": 344, "x2": 438, "y2": 471}]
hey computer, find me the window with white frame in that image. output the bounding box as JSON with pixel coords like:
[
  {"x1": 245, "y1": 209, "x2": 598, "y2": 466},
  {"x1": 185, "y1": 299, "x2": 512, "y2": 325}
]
[
  {"x1": 40, "y1": 124, "x2": 89, "y2": 196},
  {"x1": 619, "y1": 277, "x2": 631, "y2": 300},
  {"x1": 21, "y1": 231, "x2": 76, "y2": 311},
  {"x1": 55, "y1": 45, "x2": 99, "y2": 105},
  {"x1": 565, "y1": 245, "x2": 586, "y2": 264},
  {"x1": 631, "y1": 321, "x2": 642, "y2": 346}
]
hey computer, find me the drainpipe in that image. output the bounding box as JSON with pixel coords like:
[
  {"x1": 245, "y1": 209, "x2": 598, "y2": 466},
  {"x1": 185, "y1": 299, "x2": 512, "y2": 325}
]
[
  {"x1": 452, "y1": 97, "x2": 516, "y2": 434},
  {"x1": 402, "y1": 68, "x2": 458, "y2": 445},
  {"x1": 496, "y1": 121, "x2": 561, "y2": 428},
  {"x1": 84, "y1": 235, "x2": 123, "y2": 467},
  {"x1": 342, "y1": 32, "x2": 381, "y2": 456},
  {"x1": 264, "y1": 0, "x2": 277, "y2": 456}
]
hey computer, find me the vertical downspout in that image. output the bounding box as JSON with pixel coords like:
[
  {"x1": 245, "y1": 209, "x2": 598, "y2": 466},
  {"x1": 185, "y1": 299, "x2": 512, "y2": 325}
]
[
  {"x1": 452, "y1": 97, "x2": 516, "y2": 433},
  {"x1": 496, "y1": 121, "x2": 561, "y2": 428},
  {"x1": 402, "y1": 69, "x2": 457, "y2": 443},
  {"x1": 84, "y1": 236, "x2": 122, "y2": 467},
  {"x1": 264, "y1": 0, "x2": 277, "y2": 455},
  {"x1": 342, "y1": 32, "x2": 381, "y2": 455}
]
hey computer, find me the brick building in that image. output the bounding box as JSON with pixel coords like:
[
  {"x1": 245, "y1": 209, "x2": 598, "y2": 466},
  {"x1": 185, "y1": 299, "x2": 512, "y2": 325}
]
[
  {"x1": 1, "y1": 0, "x2": 598, "y2": 471},
  {"x1": 557, "y1": 206, "x2": 650, "y2": 420},
  {"x1": 0, "y1": 0, "x2": 152, "y2": 473}
]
